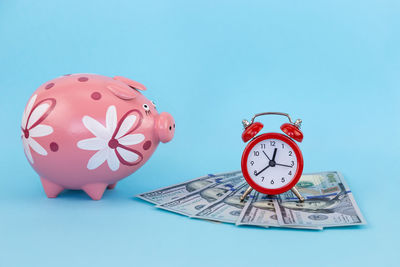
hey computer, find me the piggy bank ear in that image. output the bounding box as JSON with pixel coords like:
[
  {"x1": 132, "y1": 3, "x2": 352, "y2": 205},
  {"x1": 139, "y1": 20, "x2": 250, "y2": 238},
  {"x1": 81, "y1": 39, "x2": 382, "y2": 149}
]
[
  {"x1": 113, "y1": 76, "x2": 147, "y2": 91},
  {"x1": 107, "y1": 80, "x2": 139, "y2": 100}
]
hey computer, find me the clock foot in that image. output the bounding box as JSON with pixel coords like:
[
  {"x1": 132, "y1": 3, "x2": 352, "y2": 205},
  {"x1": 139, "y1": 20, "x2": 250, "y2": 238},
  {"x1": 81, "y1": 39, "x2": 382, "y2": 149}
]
[
  {"x1": 291, "y1": 187, "x2": 305, "y2": 202},
  {"x1": 240, "y1": 186, "x2": 253, "y2": 202}
]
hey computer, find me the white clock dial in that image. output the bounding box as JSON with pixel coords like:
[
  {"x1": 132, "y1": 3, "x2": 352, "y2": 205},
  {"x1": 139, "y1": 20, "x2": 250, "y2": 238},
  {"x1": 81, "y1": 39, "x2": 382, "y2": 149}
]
[{"x1": 246, "y1": 138, "x2": 298, "y2": 190}]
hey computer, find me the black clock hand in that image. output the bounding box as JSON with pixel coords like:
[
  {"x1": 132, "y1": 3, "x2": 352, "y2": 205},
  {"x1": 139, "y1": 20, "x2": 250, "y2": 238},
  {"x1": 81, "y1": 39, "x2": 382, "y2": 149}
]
[
  {"x1": 262, "y1": 150, "x2": 271, "y2": 160},
  {"x1": 255, "y1": 165, "x2": 270, "y2": 176},
  {"x1": 275, "y1": 163, "x2": 293, "y2": 168},
  {"x1": 272, "y1": 148, "x2": 277, "y2": 162},
  {"x1": 256, "y1": 148, "x2": 277, "y2": 176}
]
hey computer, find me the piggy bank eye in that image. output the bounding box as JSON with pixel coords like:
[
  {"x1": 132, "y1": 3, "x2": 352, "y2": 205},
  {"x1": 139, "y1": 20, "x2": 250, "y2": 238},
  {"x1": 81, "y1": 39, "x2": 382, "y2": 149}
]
[
  {"x1": 151, "y1": 100, "x2": 156, "y2": 108},
  {"x1": 142, "y1": 104, "x2": 150, "y2": 111}
]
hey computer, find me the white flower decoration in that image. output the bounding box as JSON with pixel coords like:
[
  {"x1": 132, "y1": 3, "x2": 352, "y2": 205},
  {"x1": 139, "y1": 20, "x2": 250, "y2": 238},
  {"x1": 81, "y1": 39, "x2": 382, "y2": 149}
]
[
  {"x1": 77, "y1": 105, "x2": 145, "y2": 171},
  {"x1": 21, "y1": 94, "x2": 55, "y2": 164}
]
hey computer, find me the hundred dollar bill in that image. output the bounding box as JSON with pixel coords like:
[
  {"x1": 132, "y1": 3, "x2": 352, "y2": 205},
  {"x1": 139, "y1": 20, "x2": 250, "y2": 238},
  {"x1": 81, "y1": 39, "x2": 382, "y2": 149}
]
[
  {"x1": 274, "y1": 172, "x2": 366, "y2": 228},
  {"x1": 193, "y1": 183, "x2": 249, "y2": 223},
  {"x1": 278, "y1": 171, "x2": 351, "y2": 200},
  {"x1": 157, "y1": 175, "x2": 245, "y2": 216},
  {"x1": 136, "y1": 170, "x2": 242, "y2": 204},
  {"x1": 236, "y1": 191, "x2": 280, "y2": 228},
  {"x1": 237, "y1": 191, "x2": 322, "y2": 230}
]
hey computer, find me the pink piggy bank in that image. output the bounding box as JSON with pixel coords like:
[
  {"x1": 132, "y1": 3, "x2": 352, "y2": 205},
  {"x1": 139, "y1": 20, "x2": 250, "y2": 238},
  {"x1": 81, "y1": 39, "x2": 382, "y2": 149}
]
[{"x1": 21, "y1": 74, "x2": 175, "y2": 200}]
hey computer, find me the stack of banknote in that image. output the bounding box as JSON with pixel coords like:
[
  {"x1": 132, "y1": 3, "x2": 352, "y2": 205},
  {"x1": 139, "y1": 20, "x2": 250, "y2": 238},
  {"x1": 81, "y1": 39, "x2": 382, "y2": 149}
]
[{"x1": 136, "y1": 171, "x2": 366, "y2": 230}]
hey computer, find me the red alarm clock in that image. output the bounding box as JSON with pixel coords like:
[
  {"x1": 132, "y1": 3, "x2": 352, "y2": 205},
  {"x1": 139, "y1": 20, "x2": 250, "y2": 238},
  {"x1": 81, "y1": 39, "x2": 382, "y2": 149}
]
[{"x1": 240, "y1": 112, "x2": 305, "y2": 202}]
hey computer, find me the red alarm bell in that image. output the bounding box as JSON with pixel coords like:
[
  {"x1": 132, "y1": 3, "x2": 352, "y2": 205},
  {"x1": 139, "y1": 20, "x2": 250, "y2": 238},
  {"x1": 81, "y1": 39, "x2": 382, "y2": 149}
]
[{"x1": 240, "y1": 112, "x2": 305, "y2": 202}]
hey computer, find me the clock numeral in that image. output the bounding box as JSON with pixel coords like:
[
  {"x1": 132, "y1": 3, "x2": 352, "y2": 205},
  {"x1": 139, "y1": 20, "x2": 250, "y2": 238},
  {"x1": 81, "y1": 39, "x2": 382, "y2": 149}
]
[
  {"x1": 291, "y1": 161, "x2": 295, "y2": 166},
  {"x1": 250, "y1": 161, "x2": 254, "y2": 166},
  {"x1": 270, "y1": 141, "x2": 276, "y2": 146},
  {"x1": 281, "y1": 177, "x2": 285, "y2": 183},
  {"x1": 281, "y1": 143, "x2": 285, "y2": 149},
  {"x1": 261, "y1": 176, "x2": 265, "y2": 182},
  {"x1": 254, "y1": 170, "x2": 257, "y2": 175},
  {"x1": 288, "y1": 171, "x2": 292, "y2": 175},
  {"x1": 289, "y1": 151, "x2": 293, "y2": 156},
  {"x1": 260, "y1": 144, "x2": 266, "y2": 149},
  {"x1": 254, "y1": 151, "x2": 259, "y2": 156},
  {"x1": 270, "y1": 180, "x2": 274, "y2": 184}
]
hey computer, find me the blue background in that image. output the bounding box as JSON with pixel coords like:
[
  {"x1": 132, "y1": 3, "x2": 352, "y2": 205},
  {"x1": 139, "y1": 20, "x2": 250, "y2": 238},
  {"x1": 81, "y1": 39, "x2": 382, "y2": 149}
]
[{"x1": 1, "y1": 1, "x2": 399, "y2": 266}]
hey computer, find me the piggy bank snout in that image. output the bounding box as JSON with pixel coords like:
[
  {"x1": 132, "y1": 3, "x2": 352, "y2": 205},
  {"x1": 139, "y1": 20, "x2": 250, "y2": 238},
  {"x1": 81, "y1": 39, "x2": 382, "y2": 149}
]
[{"x1": 156, "y1": 112, "x2": 175, "y2": 143}]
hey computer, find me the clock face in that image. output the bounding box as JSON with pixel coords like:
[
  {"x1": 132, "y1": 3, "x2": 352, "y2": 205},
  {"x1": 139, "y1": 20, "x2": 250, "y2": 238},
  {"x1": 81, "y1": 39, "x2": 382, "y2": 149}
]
[{"x1": 243, "y1": 134, "x2": 302, "y2": 193}]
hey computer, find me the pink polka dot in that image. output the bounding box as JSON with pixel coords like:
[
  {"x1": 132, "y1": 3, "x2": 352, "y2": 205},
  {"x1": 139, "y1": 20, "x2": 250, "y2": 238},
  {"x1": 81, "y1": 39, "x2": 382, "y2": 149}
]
[
  {"x1": 50, "y1": 142, "x2": 59, "y2": 152},
  {"x1": 45, "y1": 83, "x2": 55, "y2": 89},
  {"x1": 78, "y1": 77, "x2": 89, "y2": 82},
  {"x1": 91, "y1": 92, "x2": 102, "y2": 100}
]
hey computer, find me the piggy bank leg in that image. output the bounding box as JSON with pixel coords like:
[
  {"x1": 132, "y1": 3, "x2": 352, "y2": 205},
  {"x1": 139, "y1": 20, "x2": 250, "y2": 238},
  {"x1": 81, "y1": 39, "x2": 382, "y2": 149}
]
[
  {"x1": 82, "y1": 183, "x2": 108, "y2": 200},
  {"x1": 107, "y1": 183, "x2": 117, "y2": 190},
  {"x1": 40, "y1": 177, "x2": 64, "y2": 198}
]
